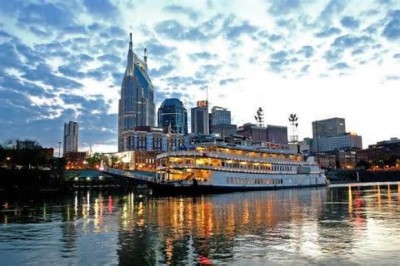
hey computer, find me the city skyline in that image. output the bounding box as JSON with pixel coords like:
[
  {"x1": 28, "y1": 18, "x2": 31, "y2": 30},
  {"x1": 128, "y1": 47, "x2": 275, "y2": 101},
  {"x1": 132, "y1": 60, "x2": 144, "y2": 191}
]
[{"x1": 0, "y1": 0, "x2": 399, "y2": 154}]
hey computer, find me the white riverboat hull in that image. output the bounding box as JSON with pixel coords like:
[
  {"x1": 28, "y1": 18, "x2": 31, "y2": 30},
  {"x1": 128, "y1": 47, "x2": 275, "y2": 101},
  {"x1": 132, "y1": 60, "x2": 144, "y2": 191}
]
[
  {"x1": 150, "y1": 169, "x2": 329, "y2": 196},
  {"x1": 208, "y1": 169, "x2": 328, "y2": 188}
]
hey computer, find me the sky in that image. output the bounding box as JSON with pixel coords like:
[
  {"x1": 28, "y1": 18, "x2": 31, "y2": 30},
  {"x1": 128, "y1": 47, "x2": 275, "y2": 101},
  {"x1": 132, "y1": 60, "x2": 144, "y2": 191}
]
[{"x1": 0, "y1": 0, "x2": 399, "y2": 154}]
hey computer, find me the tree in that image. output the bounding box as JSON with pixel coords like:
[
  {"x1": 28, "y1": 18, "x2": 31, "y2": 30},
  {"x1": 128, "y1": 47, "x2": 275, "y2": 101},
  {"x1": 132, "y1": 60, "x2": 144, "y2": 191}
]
[
  {"x1": 110, "y1": 155, "x2": 119, "y2": 168},
  {"x1": 86, "y1": 152, "x2": 102, "y2": 169},
  {"x1": 356, "y1": 160, "x2": 371, "y2": 170},
  {"x1": 388, "y1": 155, "x2": 399, "y2": 167}
]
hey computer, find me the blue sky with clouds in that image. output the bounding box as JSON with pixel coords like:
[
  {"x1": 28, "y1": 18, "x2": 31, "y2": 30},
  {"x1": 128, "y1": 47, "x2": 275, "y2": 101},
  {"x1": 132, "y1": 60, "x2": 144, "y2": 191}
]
[{"x1": 0, "y1": 0, "x2": 399, "y2": 154}]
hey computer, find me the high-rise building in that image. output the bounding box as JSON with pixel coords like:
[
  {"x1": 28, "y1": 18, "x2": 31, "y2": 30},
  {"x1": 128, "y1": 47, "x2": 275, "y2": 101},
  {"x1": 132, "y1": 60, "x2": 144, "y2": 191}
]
[
  {"x1": 63, "y1": 121, "x2": 78, "y2": 155},
  {"x1": 211, "y1": 106, "x2": 231, "y2": 126},
  {"x1": 209, "y1": 106, "x2": 236, "y2": 137},
  {"x1": 266, "y1": 125, "x2": 288, "y2": 144},
  {"x1": 311, "y1": 117, "x2": 363, "y2": 153},
  {"x1": 312, "y1": 117, "x2": 346, "y2": 138},
  {"x1": 191, "y1": 100, "x2": 209, "y2": 135},
  {"x1": 118, "y1": 33, "x2": 155, "y2": 152},
  {"x1": 236, "y1": 123, "x2": 288, "y2": 144},
  {"x1": 158, "y1": 98, "x2": 188, "y2": 135}
]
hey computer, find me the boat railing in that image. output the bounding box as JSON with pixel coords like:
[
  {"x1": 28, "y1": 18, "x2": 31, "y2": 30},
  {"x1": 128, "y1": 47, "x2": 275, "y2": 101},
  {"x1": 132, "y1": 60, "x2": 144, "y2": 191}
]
[
  {"x1": 158, "y1": 163, "x2": 298, "y2": 174},
  {"x1": 157, "y1": 151, "x2": 303, "y2": 165}
]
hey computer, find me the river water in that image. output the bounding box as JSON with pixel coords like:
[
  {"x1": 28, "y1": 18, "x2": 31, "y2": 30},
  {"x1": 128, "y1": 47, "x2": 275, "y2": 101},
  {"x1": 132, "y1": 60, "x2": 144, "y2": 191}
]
[{"x1": 1, "y1": 182, "x2": 400, "y2": 265}]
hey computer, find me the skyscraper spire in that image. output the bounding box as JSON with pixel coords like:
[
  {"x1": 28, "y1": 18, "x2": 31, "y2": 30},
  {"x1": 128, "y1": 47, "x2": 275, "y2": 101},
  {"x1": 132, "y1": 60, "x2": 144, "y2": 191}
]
[
  {"x1": 143, "y1": 47, "x2": 148, "y2": 72},
  {"x1": 126, "y1": 33, "x2": 134, "y2": 76},
  {"x1": 129, "y1": 32, "x2": 132, "y2": 50}
]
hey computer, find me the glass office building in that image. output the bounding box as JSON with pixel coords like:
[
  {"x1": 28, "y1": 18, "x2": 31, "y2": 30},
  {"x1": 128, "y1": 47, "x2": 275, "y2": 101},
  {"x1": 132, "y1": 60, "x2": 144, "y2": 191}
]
[
  {"x1": 118, "y1": 33, "x2": 155, "y2": 152},
  {"x1": 158, "y1": 98, "x2": 188, "y2": 135}
]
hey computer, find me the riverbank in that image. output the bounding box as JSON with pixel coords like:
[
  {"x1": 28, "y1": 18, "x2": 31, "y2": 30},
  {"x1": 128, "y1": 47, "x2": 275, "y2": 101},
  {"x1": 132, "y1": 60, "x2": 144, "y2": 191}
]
[
  {"x1": 0, "y1": 168, "x2": 66, "y2": 195},
  {"x1": 0, "y1": 169, "x2": 134, "y2": 198},
  {"x1": 326, "y1": 169, "x2": 400, "y2": 183}
]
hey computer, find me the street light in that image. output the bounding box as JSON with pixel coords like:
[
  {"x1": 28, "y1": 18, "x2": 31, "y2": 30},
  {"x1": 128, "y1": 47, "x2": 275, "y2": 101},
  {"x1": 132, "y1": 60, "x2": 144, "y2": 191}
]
[{"x1": 58, "y1": 141, "x2": 61, "y2": 158}]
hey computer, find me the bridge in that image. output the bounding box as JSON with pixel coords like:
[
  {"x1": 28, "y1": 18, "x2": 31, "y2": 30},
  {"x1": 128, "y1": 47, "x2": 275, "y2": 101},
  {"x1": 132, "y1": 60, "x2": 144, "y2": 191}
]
[
  {"x1": 65, "y1": 168, "x2": 157, "y2": 190},
  {"x1": 101, "y1": 167, "x2": 157, "y2": 184}
]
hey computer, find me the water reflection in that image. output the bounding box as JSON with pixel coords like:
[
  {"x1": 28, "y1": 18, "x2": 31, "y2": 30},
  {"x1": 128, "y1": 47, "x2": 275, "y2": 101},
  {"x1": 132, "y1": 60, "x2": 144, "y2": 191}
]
[
  {"x1": 116, "y1": 188, "x2": 327, "y2": 265},
  {"x1": 0, "y1": 183, "x2": 400, "y2": 265}
]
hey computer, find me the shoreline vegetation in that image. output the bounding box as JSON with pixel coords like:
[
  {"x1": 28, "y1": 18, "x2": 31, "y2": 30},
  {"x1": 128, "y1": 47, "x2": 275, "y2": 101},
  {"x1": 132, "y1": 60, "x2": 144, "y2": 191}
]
[{"x1": 326, "y1": 169, "x2": 400, "y2": 183}]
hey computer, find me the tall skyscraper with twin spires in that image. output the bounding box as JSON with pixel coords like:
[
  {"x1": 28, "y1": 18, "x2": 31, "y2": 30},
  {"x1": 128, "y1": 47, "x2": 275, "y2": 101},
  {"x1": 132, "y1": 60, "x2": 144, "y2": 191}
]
[{"x1": 118, "y1": 33, "x2": 155, "y2": 152}]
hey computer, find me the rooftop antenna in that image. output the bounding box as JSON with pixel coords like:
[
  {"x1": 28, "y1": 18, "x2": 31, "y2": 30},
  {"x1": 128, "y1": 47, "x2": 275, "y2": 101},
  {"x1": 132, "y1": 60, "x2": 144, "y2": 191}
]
[
  {"x1": 144, "y1": 47, "x2": 147, "y2": 64},
  {"x1": 255, "y1": 107, "x2": 264, "y2": 127},
  {"x1": 288, "y1": 113, "x2": 299, "y2": 143}
]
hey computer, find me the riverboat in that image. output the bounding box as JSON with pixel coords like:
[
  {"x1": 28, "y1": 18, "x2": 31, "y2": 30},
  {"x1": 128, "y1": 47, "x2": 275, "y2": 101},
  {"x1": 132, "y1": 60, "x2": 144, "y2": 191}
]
[{"x1": 151, "y1": 142, "x2": 329, "y2": 195}]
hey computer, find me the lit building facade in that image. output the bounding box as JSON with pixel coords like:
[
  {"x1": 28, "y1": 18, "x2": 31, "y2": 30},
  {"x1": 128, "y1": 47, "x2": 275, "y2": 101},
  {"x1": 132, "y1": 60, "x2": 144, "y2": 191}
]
[
  {"x1": 118, "y1": 33, "x2": 155, "y2": 152},
  {"x1": 63, "y1": 121, "x2": 78, "y2": 155},
  {"x1": 357, "y1": 137, "x2": 400, "y2": 163},
  {"x1": 113, "y1": 129, "x2": 186, "y2": 171},
  {"x1": 315, "y1": 133, "x2": 362, "y2": 153},
  {"x1": 158, "y1": 98, "x2": 188, "y2": 135},
  {"x1": 191, "y1": 101, "x2": 209, "y2": 135}
]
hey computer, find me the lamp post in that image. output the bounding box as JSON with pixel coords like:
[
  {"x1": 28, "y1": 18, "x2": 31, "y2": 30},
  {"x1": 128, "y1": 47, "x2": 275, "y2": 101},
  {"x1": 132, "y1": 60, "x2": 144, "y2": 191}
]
[{"x1": 58, "y1": 141, "x2": 61, "y2": 158}]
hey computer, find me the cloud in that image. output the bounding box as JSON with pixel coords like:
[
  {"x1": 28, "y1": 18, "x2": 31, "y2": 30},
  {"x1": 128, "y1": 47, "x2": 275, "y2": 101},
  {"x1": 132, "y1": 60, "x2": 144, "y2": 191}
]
[
  {"x1": 351, "y1": 47, "x2": 365, "y2": 56},
  {"x1": 385, "y1": 75, "x2": 400, "y2": 81},
  {"x1": 164, "y1": 75, "x2": 208, "y2": 88},
  {"x1": 268, "y1": 0, "x2": 302, "y2": 15},
  {"x1": 163, "y1": 5, "x2": 199, "y2": 20},
  {"x1": 154, "y1": 20, "x2": 208, "y2": 41},
  {"x1": 298, "y1": 45, "x2": 314, "y2": 58},
  {"x1": 29, "y1": 26, "x2": 52, "y2": 37},
  {"x1": 219, "y1": 78, "x2": 243, "y2": 86},
  {"x1": 300, "y1": 64, "x2": 310, "y2": 74},
  {"x1": 63, "y1": 25, "x2": 88, "y2": 35},
  {"x1": 332, "y1": 34, "x2": 371, "y2": 48},
  {"x1": 22, "y1": 62, "x2": 83, "y2": 90},
  {"x1": 0, "y1": 43, "x2": 23, "y2": 69},
  {"x1": 324, "y1": 49, "x2": 343, "y2": 62},
  {"x1": 394, "y1": 53, "x2": 400, "y2": 59},
  {"x1": 82, "y1": 0, "x2": 117, "y2": 16},
  {"x1": 144, "y1": 40, "x2": 176, "y2": 57},
  {"x1": 269, "y1": 50, "x2": 296, "y2": 73},
  {"x1": 17, "y1": 2, "x2": 76, "y2": 28},
  {"x1": 340, "y1": 16, "x2": 359, "y2": 29},
  {"x1": 269, "y1": 34, "x2": 283, "y2": 42},
  {"x1": 15, "y1": 43, "x2": 45, "y2": 65},
  {"x1": 224, "y1": 20, "x2": 258, "y2": 39},
  {"x1": 331, "y1": 62, "x2": 350, "y2": 70},
  {"x1": 319, "y1": 0, "x2": 347, "y2": 22},
  {"x1": 97, "y1": 54, "x2": 122, "y2": 64},
  {"x1": 195, "y1": 64, "x2": 221, "y2": 79},
  {"x1": 189, "y1": 52, "x2": 217, "y2": 61},
  {"x1": 382, "y1": 10, "x2": 400, "y2": 40},
  {"x1": 149, "y1": 64, "x2": 175, "y2": 78},
  {"x1": 315, "y1": 27, "x2": 341, "y2": 38},
  {"x1": 87, "y1": 23, "x2": 102, "y2": 32}
]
